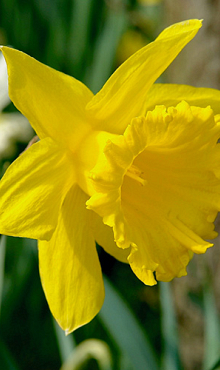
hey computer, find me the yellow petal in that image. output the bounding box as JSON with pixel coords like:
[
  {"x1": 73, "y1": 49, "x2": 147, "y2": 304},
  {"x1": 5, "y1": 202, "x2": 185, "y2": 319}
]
[
  {"x1": 0, "y1": 46, "x2": 93, "y2": 151},
  {"x1": 87, "y1": 102, "x2": 220, "y2": 283},
  {"x1": 145, "y1": 83, "x2": 220, "y2": 114},
  {"x1": 91, "y1": 211, "x2": 130, "y2": 263},
  {"x1": 0, "y1": 138, "x2": 74, "y2": 240},
  {"x1": 127, "y1": 218, "x2": 194, "y2": 283},
  {"x1": 87, "y1": 20, "x2": 202, "y2": 134},
  {"x1": 38, "y1": 184, "x2": 104, "y2": 334}
]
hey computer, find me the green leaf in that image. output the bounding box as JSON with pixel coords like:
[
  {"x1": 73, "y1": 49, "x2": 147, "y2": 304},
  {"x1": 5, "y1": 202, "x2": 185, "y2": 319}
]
[
  {"x1": 160, "y1": 282, "x2": 181, "y2": 370},
  {"x1": 0, "y1": 235, "x2": 6, "y2": 315},
  {"x1": 98, "y1": 276, "x2": 159, "y2": 370},
  {"x1": 1, "y1": 238, "x2": 37, "y2": 321},
  {"x1": 85, "y1": 6, "x2": 128, "y2": 93},
  {"x1": 208, "y1": 358, "x2": 220, "y2": 370},
  {"x1": 203, "y1": 281, "x2": 220, "y2": 370},
  {"x1": 67, "y1": 0, "x2": 94, "y2": 73},
  {"x1": 53, "y1": 318, "x2": 76, "y2": 364},
  {"x1": 0, "y1": 339, "x2": 20, "y2": 370}
]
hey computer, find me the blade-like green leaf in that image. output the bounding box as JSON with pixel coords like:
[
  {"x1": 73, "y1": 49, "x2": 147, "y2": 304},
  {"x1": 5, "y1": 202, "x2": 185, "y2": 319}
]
[
  {"x1": 160, "y1": 282, "x2": 181, "y2": 370},
  {"x1": 53, "y1": 318, "x2": 76, "y2": 364},
  {"x1": 98, "y1": 276, "x2": 159, "y2": 370},
  {"x1": 0, "y1": 235, "x2": 6, "y2": 315},
  {"x1": 203, "y1": 281, "x2": 220, "y2": 370},
  {"x1": 0, "y1": 339, "x2": 20, "y2": 370},
  {"x1": 85, "y1": 7, "x2": 128, "y2": 93},
  {"x1": 67, "y1": 0, "x2": 94, "y2": 73},
  {"x1": 1, "y1": 238, "x2": 37, "y2": 321},
  {"x1": 208, "y1": 358, "x2": 220, "y2": 370}
]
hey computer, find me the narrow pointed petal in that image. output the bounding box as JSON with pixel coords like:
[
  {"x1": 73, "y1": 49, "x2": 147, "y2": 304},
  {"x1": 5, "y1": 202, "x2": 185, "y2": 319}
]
[
  {"x1": 0, "y1": 47, "x2": 93, "y2": 151},
  {"x1": 0, "y1": 138, "x2": 74, "y2": 240},
  {"x1": 38, "y1": 185, "x2": 104, "y2": 333},
  {"x1": 87, "y1": 20, "x2": 202, "y2": 134},
  {"x1": 145, "y1": 83, "x2": 220, "y2": 114}
]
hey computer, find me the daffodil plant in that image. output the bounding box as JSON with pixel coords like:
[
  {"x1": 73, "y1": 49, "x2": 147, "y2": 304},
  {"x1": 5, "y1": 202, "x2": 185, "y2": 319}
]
[{"x1": 0, "y1": 19, "x2": 220, "y2": 334}]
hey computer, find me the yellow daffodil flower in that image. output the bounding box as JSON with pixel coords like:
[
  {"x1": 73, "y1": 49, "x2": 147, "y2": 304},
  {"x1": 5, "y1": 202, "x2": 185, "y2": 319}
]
[{"x1": 1, "y1": 19, "x2": 220, "y2": 333}]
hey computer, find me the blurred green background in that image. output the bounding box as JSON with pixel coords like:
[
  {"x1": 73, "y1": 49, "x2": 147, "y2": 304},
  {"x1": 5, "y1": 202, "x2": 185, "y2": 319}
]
[{"x1": 1, "y1": 1, "x2": 220, "y2": 370}]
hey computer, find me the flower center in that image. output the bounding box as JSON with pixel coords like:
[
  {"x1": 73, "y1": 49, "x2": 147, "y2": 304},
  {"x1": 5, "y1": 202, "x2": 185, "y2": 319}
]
[{"x1": 125, "y1": 164, "x2": 147, "y2": 186}]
